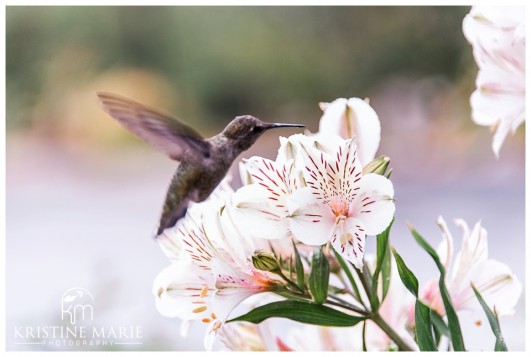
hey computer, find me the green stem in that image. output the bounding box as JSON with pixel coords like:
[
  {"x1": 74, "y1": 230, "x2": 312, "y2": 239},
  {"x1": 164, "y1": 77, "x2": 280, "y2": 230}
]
[
  {"x1": 371, "y1": 312, "x2": 414, "y2": 351},
  {"x1": 362, "y1": 321, "x2": 368, "y2": 352},
  {"x1": 276, "y1": 269, "x2": 304, "y2": 294},
  {"x1": 351, "y1": 260, "x2": 414, "y2": 352},
  {"x1": 354, "y1": 263, "x2": 372, "y2": 305}
]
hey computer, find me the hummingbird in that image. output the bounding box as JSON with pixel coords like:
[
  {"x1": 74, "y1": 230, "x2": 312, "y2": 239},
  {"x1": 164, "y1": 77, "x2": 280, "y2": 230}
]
[{"x1": 96, "y1": 92, "x2": 304, "y2": 236}]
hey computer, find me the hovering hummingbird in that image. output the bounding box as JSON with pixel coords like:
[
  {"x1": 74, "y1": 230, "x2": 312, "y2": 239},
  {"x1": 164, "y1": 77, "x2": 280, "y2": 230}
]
[{"x1": 96, "y1": 92, "x2": 304, "y2": 236}]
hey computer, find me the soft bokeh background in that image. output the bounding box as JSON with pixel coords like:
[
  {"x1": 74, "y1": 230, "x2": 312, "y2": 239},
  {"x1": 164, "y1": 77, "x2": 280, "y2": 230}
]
[{"x1": 6, "y1": 6, "x2": 525, "y2": 351}]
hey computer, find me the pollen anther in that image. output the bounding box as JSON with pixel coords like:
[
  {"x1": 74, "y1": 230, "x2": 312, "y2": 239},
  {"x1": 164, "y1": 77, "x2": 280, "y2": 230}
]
[{"x1": 192, "y1": 306, "x2": 207, "y2": 313}]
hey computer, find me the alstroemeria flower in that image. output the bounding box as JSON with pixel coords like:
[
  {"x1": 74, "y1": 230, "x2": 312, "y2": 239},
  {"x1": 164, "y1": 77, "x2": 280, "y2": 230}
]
[
  {"x1": 153, "y1": 182, "x2": 278, "y2": 350},
  {"x1": 419, "y1": 216, "x2": 522, "y2": 317},
  {"x1": 463, "y1": 6, "x2": 525, "y2": 157},
  {"x1": 232, "y1": 132, "x2": 340, "y2": 242},
  {"x1": 318, "y1": 97, "x2": 381, "y2": 166},
  {"x1": 287, "y1": 137, "x2": 395, "y2": 269}
]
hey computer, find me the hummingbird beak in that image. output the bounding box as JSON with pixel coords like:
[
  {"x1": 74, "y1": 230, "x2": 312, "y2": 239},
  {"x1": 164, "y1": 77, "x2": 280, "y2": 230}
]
[{"x1": 264, "y1": 122, "x2": 305, "y2": 130}]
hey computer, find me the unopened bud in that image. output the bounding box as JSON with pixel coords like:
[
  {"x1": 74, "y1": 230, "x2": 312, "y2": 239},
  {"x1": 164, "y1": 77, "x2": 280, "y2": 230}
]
[
  {"x1": 252, "y1": 250, "x2": 280, "y2": 272},
  {"x1": 363, "y1": 155, "x2": 390, "y2": 176}
]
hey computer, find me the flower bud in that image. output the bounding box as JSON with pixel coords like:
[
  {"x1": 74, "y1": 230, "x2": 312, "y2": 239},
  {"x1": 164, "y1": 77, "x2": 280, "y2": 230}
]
[
  {"x1": 252, "y1": 250, "x2": 280, "y2": 272},
  {"x1": 362, "y1": 155, "x2": 390, "y2": 176}
]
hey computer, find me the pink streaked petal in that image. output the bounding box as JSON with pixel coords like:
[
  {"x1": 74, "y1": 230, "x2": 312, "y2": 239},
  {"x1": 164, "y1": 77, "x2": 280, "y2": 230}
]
[
  {"x1": 177, "y1": 212, "x2": 216, "y2": 272},
  {"x1": 334, "y1": 137, "x2": 363, "y2": 202},
  {"x1": 287, "y1": 187, "x2": 336, "y2": 246},
  {"x1": 231, "y1": 184, "x2": 291, "y2": 241},
  {"x1": 299, "y1": 141, "x2": 338, "y2": 203},
  {"x1": 212, "y1": 259, "x2": 271, "y2": 320},
  {"x1": 244, "y1": 156, "x2": 292, "y2": 197},
  {"x1": 350, "y1": 173, "x2": 395, "y2": 236},
  {"x1": 330, "y1": 218, "x2": 366, "y2": 269}
]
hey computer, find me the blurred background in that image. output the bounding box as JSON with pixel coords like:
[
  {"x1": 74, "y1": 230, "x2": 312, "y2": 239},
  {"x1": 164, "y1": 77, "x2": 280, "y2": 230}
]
[{"x1": 6, "y1": 6, "x2": 525, "y2": 351}]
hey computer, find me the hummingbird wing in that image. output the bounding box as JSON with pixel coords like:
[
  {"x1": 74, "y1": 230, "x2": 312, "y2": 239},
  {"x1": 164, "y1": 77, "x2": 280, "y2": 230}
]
[{"x1": 96, "y1": 92, "x2": 210, "y2": 161}]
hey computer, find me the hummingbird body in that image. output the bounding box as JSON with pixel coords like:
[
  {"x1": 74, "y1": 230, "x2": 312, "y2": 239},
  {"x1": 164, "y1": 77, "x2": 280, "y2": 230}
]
[
  {"x1": 158, "y1": 134, "x2": 235, "y2": 234},
  {"x1": 97, "y1": 92, "x2": 303, "y2": 236}
]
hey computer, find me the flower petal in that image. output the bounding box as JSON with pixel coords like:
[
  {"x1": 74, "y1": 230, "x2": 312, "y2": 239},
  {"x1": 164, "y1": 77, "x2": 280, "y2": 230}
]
[
  {"x1": 330, "y1": 218, "x2": 366, "y2": 269},
  {"x1": 300, "y1": 137, "x2": 362, "y2": 204},
  {"x1": 451, "y1": 219, "x2": 488, "y2": 282},
  {"x1": 436, "y1": 216, "x2": 454, "y2": 272},
  {"x1": 230, "y1": 184, "x2": 291, "y2": 241},
  {"x1": 286, "y1": 187, "x2": 335, "y2": 245},
  {"x1": 153, "y1": 261, "x2": 214, "y2": 320},
  {"x1": 350, "y1": 173, "x2": 395, "y2": 236},
  {"x1": 244, "y1": 156, "x2": 296, "y2": 196},
  {"x1": 346, "y1": 98, "x2": 381, "y2": 166},
  {"x1": 454, "y1": 259, "x2": 522, "y2": 316},
  {"x1": 318, "y1": 97, "x2": 381, "y2": 166}
]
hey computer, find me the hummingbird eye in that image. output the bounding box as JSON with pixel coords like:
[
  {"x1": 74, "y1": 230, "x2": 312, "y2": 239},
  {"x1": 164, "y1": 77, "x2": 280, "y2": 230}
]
[{"x1": 251, "y1": 126, "x2": 262, "y2": 133}]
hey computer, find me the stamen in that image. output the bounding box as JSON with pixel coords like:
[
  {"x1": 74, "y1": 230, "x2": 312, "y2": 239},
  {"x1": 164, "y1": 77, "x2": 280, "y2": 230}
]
[
  {"x1": 200, "y1": 285, "x2": 209, "y2": 298},
  {"x1": 192, "y1": 306, "x2": 207, "y2": 313},
  {"x1": 213, "y1": 321, "x2": 222, "y2": 331},
  {"x1": 211, "y1": 313, "x2": 217, "y2": 319},
  {"x1": 202, "y1": 318, "x2": 211, "y2": 323}
]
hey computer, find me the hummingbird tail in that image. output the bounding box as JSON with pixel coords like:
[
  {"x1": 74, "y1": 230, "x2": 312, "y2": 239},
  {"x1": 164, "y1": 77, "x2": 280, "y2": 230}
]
[{"x1": 154, "y1": 201, "x2": 189, "y2": 237}]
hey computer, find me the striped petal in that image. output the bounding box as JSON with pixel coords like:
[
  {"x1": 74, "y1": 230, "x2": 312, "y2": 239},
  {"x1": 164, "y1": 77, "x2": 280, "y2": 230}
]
[
  {"x1": 231, "y1": 184, "x2": 291, "y2": 240},
  {"x1": 300, "y1": 137, "x2": 362, "y2": 204},
  {"x1": 287, "y1": 187, "x2": 336, "y2": 246},
  {"x1": 330, "y1": 217, "x2": 366, "y2": 269},
  {"x1": 350, "y1": 173, "x2": 395, "y2": 236}
]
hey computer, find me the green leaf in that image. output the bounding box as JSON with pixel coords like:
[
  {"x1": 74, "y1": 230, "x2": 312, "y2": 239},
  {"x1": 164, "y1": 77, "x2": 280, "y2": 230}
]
[
  {"x1": 381, "y1": 242, "x2": 392, "y2": 301},
  {"x1": 292, "y1": 240, "x2": 305, "y2": 291},
  {"x1": 228, "y1": 300, "x2": 366, "y2": 327},
  {"x1": 415, "y1": 301, "x2": 437, "y2": 351},
  {"x1": 410, "y1": 226, "x2": 466, "y2": 351},
  {"x1": 391, "y1": 247, "x2": 419, "y2": 298},
  {"x1": 430, "y1": 309, "x2": 450, "y2": 339},
  {"x1": 371, "y1": 218, "x2": 394, "y2": 309},
  {"x1": 333, "y1": 249, "x2": 363, "y2": 303},
  {"x1": 309, "y1": 246, "x2": 330, "y2": 304},
  {"x1": 471, "y1": 283, "x2": 508, "y2": 351}
]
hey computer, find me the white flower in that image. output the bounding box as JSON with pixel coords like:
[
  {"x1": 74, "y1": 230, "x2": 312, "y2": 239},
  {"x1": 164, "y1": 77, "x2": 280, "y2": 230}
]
[
  {"x1": 232, "y1": 133, "x2": 339, "y2": 242},
  {"x1": 153, "y1": 182, "x2": 278, "y2": 350},
  {"x1": 318, "y1": 98, "x2": 381, "y2": 166},
  {"x1": 287, "y1": 137, "x2": 395, "y2": 269},
  {"x1": 463, "y1": 6, "x2": 525, "y2": 157},
  {"x1": 419, "y1": 216, "x2": 522, "y2": 317}
]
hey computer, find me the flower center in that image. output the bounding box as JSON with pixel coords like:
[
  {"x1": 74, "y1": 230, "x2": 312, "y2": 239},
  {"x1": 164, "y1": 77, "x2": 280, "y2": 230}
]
[{"x1": 330, "y1": 198, "x2": 349, "y2": 218}]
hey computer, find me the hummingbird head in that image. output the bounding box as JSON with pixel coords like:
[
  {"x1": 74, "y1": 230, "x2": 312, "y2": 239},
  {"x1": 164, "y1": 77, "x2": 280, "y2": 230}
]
[{"x1": 222, "y1": 115, "x2": 304, "y2": 151}]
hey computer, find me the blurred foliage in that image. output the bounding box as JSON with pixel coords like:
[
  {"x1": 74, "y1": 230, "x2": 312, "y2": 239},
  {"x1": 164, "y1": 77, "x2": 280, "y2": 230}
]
[{"x1": 6, "y1": 6, "x2": 473, "y2": 139}]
